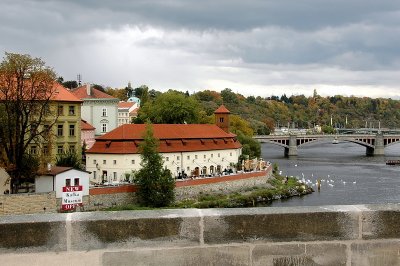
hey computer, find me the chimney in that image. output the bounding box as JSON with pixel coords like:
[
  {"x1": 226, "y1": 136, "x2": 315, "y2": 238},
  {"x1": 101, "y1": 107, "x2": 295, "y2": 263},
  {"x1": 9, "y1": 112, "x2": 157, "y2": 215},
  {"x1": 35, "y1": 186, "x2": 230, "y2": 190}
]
[{"x1": 86, "y1": 83, "x2": 91, "y2": 96}]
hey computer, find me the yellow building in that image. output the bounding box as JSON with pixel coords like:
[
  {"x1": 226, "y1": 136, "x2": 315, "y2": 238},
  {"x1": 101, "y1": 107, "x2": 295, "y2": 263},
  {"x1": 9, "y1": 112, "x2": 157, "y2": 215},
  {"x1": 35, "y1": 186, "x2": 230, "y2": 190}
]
[{"x1": 29, "y1": 83, "x2": 83, "y2": 165}]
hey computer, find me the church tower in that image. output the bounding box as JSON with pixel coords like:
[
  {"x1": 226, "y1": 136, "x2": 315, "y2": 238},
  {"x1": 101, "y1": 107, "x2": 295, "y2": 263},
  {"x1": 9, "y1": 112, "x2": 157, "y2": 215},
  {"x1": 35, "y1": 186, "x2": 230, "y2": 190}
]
[{"x1": 214, "y1": 105, "x2": 230, "y2": 133}]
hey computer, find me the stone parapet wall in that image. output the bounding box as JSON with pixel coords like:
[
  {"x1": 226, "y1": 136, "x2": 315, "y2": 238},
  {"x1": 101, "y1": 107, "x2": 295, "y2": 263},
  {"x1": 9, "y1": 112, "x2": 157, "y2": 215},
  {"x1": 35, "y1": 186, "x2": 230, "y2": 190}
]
[
  {"x1": 0, "y1": 192, "x2": 56, "y2": 215},
  {"x1": 175, "y1": 170, "x2": 272, "y2": 201},
  {"x1": 1, "y1": 204, "x2": 400, "y2": 265}
]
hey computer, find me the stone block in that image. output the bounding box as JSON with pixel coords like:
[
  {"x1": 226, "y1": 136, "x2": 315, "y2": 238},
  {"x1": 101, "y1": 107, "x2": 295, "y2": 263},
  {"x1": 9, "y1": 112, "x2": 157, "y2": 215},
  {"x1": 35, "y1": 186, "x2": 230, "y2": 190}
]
[
  {"x1": 362, "y1": 205, "x2": 400, "y2": 239},
  {"x1": 202, "y1": 207, "x2": 359, "y2": 244},
  {"x1": 70, "y1": 209, "x2": 201, "y2": 250},
  {"x1": 103, "y1": 246, "x2": 250, "y2": 266},
  {"x1": 0, "y1": 214, "x2": 67, "y2": 253},
  {"x1": 351, "y1": 241, "x2": 400, "y2": 266},
  {"x1": 252, "y1": 243, "x2": 347, "y2": 266}
]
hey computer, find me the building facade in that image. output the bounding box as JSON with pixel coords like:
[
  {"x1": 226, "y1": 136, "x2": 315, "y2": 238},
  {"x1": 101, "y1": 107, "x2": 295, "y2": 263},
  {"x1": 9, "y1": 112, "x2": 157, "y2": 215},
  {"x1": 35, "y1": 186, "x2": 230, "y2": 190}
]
[
  {"x1": 71, "y1": 84, "x2": 119, "y2": 136},
  {"x1": 29, "y1": 83, "x2": 83, "y2": 165},
  {"x1": 86, "y1": 106, "x2": 241, "y2": 184},
  {"x1": 117, "y1": 101, "x2": 138, "y2": 127}
]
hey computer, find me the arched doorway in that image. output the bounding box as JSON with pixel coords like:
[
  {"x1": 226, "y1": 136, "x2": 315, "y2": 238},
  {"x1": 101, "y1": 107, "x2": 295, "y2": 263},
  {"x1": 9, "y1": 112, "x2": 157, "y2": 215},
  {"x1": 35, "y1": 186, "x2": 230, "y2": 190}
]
[
  {"x1": 201, "y1": 166, "x2": 207, "y2": 176},
  {"x1": 210, "y1": 165, "x2": 215, "y2": 175}
]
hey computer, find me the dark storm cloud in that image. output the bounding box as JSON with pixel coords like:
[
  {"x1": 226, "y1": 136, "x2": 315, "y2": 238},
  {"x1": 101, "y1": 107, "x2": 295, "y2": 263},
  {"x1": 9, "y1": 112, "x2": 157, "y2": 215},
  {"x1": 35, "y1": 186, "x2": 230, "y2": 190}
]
[{"x1": 1, "y1": 0, "x2": 400, "y2": 96}]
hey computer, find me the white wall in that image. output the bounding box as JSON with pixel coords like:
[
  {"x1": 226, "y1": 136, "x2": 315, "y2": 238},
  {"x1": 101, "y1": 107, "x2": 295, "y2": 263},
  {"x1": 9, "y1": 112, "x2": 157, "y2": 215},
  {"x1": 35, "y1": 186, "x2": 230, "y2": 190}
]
[
  {"x1": 53, "y1": 170, "x2": 89, "y2": 198},
  {"x1": 81, "y1": 99, "x2": 119, "y2": 136},
  {"x1": 86, "y1": 148, "x2": 241, "y2": 184},
  {"x1": 35, "y1": 175, "x2": 54, "y2": 193}
]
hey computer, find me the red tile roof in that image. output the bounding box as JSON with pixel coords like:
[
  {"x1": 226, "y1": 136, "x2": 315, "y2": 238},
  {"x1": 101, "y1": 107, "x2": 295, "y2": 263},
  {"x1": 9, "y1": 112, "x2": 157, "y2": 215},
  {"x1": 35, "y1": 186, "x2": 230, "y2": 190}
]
[
  {"x1": 87, "y1": 124, "x2": 241, "y2": 154},
  {"x1": 52, "y1": 83, "x2": 83, "y2": 102},
  {"x1": 118, "y1": 102, "x2": 135, "y2": 108},
  {"x1": 81, "y1": 120, "x2": 96, "y2": 130},
  {"x1": 130, "y1": 107, "x2": 139, "y2": 115},
  {"x1": 214, "y1": 105, "x2": 230, "y2": 114},
  {"x1": 71, "y1": 85, "x2": 117, "y2": 99}
]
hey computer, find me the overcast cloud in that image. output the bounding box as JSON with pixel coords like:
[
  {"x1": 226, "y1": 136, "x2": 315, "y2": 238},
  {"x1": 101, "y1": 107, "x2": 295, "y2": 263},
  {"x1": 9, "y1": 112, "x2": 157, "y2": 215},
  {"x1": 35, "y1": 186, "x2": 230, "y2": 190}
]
[{"x1": 1, "y1": 0, "x2": 399, "y2": 98}]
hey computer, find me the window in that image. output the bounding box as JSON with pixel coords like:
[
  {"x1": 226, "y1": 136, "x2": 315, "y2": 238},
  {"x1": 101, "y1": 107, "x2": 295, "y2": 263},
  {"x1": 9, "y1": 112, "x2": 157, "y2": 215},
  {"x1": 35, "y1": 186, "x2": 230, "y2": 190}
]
[
  {"x1": 230, "y1": 152, "x2": 232, "y2": 156},
  {"x1": 166, "y1": 157, "x2": 169, "y2": 162},
  {"x1": 30, "y1": 146, "x2": 37, "y2": 155},
  {"x1": 113, "y1": 160, "x2": 116, "y2": 165},
  {"x1": 69, "y1": 124, "x2": 75, "y2": 136},
  {"x1": 93, "y1": 171, "x2": 97, "y2": 179},
  {"x1": 187, "y1": 155, "x2": 190, "y2": 160},
  {"x1": 219, "y1": 117, "x2": 224, "y2": 123},
  {"x1": 93, "y1": 159, "x2": 97, "y2": 164},
  {"x1": 58, "y1": 105, "x2": 64, "y2": 116},
  {"x1": 57, "y1": 124, "x2": 63, "y2": 136},
  {"x1": 195, "y1": 155, "x2": 198, "y2": 159},
  {"x1": 43, "y1": 145, "x2": 48, "y2": 155},
  {"x1": 131, "y1": 159, "x2": 135, "y2": 164},
  {"x1": 43, "y1": 124, "x2": 50, "y2": 134},
  {"x1": 102, "y1": 108, "x2": 107, "y2": 117},
  {"x1": 113, "y1": 172, "x2": 117, "y2": 181},
  {"x1": 103, "y1": 160, "x2": 106, "y2": 164},
  {"x1": 102, "y1": 123, "x2": 107, "y2": 133},
  {"x1": 57, "y1": 145, "x2": 63, "y2": 154},
  {"x1": 204, "y1": 154, "x2": 206, "y2": 159},
  {"x1": 69, "y1": 106, "x2": 75, "y2": 115},
  {"x1": 74, "y1": 178, "x2": 79, "y2": 186},
  {"x1": 177, "y1": 156, "x2": 180, "y2": 160},
  {"x1": 218, "y1": 153, "x2": 220, "y2": 158},
  {"x1": 187, "y1": 167, "x2": 190, "y2": 171},
  {"x1": 65, "y1": 179, "x2": 71, "y2": 186},
  {"x1": 69, "y1": 145, "x2": 75, "y2": 154},
  {"x1": 211, "y1": 154, "x2": 214, "y2": 158}
]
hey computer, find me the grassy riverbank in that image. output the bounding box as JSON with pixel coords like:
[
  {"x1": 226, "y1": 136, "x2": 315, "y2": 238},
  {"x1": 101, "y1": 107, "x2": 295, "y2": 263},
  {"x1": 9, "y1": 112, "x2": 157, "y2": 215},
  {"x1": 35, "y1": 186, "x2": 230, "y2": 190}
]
[{"x1": 104, "y1": 173, "x2": 313, "y2": 211}]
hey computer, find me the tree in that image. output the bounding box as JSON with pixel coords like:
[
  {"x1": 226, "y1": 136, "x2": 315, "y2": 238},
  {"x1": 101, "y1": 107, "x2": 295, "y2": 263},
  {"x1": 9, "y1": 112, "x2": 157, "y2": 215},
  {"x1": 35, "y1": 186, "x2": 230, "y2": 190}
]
[
  {"x1": 221, "y1": 88, "x2": 238, "y2": 104},
  {"x1": 0, "y1": 52, "x2": 57, "y2": 193},
  {"x1": 55, "y1": 151, "x2": 83, "y2": 170},
  {"x1": 236, "y1": 131, "x2": 261, "y2": 160},
  {"x1": 62, "y1": 80, "x2": 78, "y2": 90},
  {"x1": 134, "y1": 123, "x2": 175, "y2": 207},
  {"x1": 138, "y1": 90, "x2": 201, "y2": 124}
]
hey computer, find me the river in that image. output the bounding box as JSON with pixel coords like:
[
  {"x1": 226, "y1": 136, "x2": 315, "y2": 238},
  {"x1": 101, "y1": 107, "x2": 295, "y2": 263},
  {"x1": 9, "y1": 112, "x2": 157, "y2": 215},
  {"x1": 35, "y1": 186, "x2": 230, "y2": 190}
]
[{"x1": 261, "y1": 140, "x2": 400, "y2": 207}]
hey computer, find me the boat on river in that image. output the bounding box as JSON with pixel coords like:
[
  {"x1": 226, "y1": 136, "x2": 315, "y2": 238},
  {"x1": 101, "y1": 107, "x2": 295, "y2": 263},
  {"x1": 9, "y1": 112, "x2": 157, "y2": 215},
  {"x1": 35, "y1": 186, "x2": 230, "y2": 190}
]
[{"x1": 386, "y1": 160, "x2": 400, "y2": 166}]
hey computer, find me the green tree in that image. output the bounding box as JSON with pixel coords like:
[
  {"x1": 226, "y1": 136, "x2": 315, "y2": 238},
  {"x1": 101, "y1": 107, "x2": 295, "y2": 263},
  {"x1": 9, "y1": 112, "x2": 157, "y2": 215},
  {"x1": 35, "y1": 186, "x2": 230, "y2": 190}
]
[
  {"x1": 139, "y1": 90, "x2": 201, "y2": 124},
  {"x1": 55, "y1": 152, "x2": 83, "y2": 170},
  {"x1": 134, "y1": 123, "x2": 175, "y2": 207},
  {"x1": 236, "y1": 131, "x2": 261, "y2": 160},
  {"x1": 0, "y1": 52, "x2": 57, "y2": 193},
  {"x1": 62, "y1": 80, "x2": 78, "y2": 90},
  {"x1": 221, "y1": 88, "x2": 238, "y2": 104}
]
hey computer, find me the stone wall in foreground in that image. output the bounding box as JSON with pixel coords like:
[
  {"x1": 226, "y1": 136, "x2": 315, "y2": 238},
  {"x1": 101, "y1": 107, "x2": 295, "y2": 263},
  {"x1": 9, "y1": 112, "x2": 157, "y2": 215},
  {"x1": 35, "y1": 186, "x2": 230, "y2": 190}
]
[{"x1": 1, "y1": 204, "x2": 400, "y2": 265}]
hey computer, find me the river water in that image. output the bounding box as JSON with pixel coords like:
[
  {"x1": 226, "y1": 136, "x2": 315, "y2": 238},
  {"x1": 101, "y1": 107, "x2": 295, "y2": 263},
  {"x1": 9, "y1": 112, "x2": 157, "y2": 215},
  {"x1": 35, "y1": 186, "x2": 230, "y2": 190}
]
[{"x1": 261, "y1": 140, "x2": 400, "y2": 207}]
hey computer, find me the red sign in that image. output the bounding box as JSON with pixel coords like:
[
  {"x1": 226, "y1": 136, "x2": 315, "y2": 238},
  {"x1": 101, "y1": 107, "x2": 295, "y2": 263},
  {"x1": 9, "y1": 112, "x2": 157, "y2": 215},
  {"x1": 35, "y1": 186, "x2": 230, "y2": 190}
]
[
  {"x1": 61, "y1": 185, "x2": 83, "y2": 211},
  {"x1": 62, "y1": 186, "x2": 82, "y2": 192}
]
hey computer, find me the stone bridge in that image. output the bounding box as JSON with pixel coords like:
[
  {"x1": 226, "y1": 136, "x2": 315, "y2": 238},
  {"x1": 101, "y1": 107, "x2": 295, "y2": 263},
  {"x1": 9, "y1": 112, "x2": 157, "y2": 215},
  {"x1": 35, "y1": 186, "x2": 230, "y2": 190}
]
[{"x1": 254, "y1": 133, "x2": 400, "y2": 157}]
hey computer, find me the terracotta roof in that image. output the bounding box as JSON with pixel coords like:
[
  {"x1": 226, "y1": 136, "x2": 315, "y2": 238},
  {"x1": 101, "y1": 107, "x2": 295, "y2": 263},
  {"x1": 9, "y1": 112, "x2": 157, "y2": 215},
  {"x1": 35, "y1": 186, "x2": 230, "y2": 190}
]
[
  {"x1": 96, "y1": 124, "x2": 236, "y2": 140},
  {"x1": 87, "y1": 124, "x2": 241, "y2": 154},
  {"x1": 52, "y1": 83, "x2": 83, "y2": 102},
  {"x1": 0, "y1": 81, "x2": 82, "y2": 102},
  {"x1": 130, "y1": 107, "x2": 139, "y2": 115},
  {"x1": 71, "y1": 85, "x2": 117, "y2": 99},
  {"x1": 214, "y1": 105, "x2": 230, "y2": 114},
  {"x1": 118, "y1": 102, "x2": 135, "y2": 108},
  {"x1": 81, "y1": 120, "x2": 96, "y2": 130},
  {"x1": 38, "y1": 166, "x2": 90, "y2": 176}
]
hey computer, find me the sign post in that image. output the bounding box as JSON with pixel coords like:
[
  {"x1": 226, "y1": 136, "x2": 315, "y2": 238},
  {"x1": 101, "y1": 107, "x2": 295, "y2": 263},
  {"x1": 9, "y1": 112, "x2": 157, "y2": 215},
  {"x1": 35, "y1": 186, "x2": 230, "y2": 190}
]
[{"x1": 61, "y1": 185, "x2": 83, "y2": 211}]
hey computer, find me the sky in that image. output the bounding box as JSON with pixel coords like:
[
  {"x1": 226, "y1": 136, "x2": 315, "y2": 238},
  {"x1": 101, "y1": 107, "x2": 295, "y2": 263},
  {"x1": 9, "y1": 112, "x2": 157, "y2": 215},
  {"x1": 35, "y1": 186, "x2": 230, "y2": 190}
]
[{"x1": 1, "y1": 0, "x2": 400, "y2": 98}]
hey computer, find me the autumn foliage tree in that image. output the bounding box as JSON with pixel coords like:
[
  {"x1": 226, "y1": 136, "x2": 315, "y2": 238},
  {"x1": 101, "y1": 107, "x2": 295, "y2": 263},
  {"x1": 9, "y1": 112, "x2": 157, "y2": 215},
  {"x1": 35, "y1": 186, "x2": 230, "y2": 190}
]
[{"x1": 0, "y1": 52, "x2": 57, "y2": 193}]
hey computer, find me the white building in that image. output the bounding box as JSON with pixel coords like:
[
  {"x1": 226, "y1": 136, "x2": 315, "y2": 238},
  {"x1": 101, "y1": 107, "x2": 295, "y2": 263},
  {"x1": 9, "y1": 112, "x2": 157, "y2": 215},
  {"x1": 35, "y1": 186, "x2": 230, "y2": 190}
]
[
  {"x1": 35, "y1": 166, "x2": 90, "y2": 198},
  {"x1": 71, "y1": 84, "x2": 119, "y2": 136},
  {"x1": 86, "y1": 106, "x2": 242, "y2": 184},
  {"x1": 0, "y1": 168, "x2": 10, "y2": 194},
  {"x1": 117, "y1": 101, "x2": 138, "y2": 127}
]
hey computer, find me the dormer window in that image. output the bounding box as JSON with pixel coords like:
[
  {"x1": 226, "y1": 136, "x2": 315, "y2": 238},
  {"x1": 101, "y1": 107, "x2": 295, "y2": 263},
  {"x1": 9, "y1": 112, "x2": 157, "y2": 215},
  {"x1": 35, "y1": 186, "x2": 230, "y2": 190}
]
[{"x1": 219, "y1": 117, "x2": 224, "y2": 123}]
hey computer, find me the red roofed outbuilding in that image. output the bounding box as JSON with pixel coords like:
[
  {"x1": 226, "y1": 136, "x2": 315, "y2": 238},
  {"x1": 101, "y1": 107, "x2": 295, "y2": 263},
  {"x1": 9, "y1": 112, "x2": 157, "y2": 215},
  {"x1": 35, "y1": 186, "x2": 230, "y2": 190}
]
[{"x1": 86, "y1": 106, "x2": 242, "y2": 183}]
